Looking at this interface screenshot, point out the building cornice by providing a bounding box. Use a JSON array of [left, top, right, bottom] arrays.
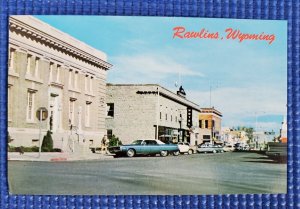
[[200, 108, 223, 117], [9, 16, 112, 70], [108, 83, 201, 111]]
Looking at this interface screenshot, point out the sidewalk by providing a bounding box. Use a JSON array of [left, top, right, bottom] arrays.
[[8, 151, 114, 162]]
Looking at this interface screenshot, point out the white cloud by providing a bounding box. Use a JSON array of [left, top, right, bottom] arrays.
[[108, 54, 204, 83], [188, 85, 286, 131]]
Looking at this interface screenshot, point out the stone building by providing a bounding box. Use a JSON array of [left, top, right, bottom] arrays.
[[106, 84, 201, 145], [8, 16, 112, 152], [199, 107, 222, 144]]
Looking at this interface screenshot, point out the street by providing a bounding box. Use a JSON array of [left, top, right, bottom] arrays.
[[8, 152, 286, 195]]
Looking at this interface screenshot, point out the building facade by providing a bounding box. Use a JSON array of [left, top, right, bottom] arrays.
[[106, 84, 201, 145], [199, 107, 222, 144], [8, 16, 112, 152], [221, 127, 249, 145]]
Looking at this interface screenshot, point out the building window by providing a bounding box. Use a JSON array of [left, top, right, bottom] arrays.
[[8, 85, 12, 121], [74, 71, 79, 89], [171, 115, 172, 122], [8, 48, 15, 70], [49, 62, 53, 82], [160, 112, 162, 119], [107, 103, 114, 117], [199, 120, 202, 128], [85, 102, 91, 127], [212, 120, 215, 128], [26, 90, 35, 122], [85, 75, 94, 94], [85, 75, 88, 92], [26, 55, 32, 75], [69, 70, 73, 88], [176, 116, 177, 122], [34, 57, 39, 78], [56, 65, 61, 83], [107, 129, 113, 139], [205, 120, 208, 128], [69, 99, 75, 125], [89, 77, 93, 93], [165, 114, 167, 121]]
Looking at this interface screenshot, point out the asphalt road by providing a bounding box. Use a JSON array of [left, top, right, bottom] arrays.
[[8, 152, 287, 195]]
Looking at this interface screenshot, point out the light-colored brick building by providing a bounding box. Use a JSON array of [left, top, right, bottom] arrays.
[[8, 16, 112, 152], [106, 84, 201, 145], [199, 107, 222, 144]]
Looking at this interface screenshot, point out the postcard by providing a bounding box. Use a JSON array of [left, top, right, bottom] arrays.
[[7, 15, 287, 195]]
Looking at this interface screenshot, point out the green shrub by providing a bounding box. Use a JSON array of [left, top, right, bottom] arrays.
[[109, 135, 123, 147], [23, 146, 39, 152], [8, 146, 39, 152], [51, 148, 62, 152], [41, 131, 53, 152]]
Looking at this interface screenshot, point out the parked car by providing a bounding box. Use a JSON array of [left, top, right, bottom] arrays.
[[234, 143, 249, 151], [177, 142, 194, 155], [108, 139, 180, 157], [197, 143, 223, 153], [223, 145, 235, 152]]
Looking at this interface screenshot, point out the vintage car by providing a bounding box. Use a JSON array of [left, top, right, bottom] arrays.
[[108, 139, 180, 157], [223, 145, 235, 152], [177, 142, 194, 155], [197, 143, 223, 153]]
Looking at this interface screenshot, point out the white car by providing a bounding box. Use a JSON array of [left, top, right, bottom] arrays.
[[197, 144, 223, 153], [177, 142, 194, 155], [223, 145, 235, 152]]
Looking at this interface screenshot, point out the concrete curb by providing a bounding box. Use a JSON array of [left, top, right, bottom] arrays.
[[7, 152, 114, 162], [50, 157, 68, 162]]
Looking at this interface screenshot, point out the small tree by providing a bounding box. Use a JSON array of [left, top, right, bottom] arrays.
[[41, 131, 53, 152], [109, 135, 122, 147]]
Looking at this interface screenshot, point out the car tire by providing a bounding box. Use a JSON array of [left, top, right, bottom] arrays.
[[160, 150, 168, 157], [126, 149, 135, 157], [188, 149, 193, 155], [173, 151, 180, 156]]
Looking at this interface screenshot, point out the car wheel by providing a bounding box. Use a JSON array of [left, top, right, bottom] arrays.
[[173, 151, 180, 156], [126, 149, 135, 157], [160, 150, 168, 157], [188, 149, 193, 155], [212, 150, 217, 154]]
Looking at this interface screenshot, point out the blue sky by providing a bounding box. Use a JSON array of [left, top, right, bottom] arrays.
[[36, 16, 287, 133]]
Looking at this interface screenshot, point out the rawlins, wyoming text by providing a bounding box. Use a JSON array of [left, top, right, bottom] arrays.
[[173, 26, 276, 44]]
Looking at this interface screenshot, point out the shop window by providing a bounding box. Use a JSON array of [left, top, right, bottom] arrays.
[[203, 135, 210, 139]]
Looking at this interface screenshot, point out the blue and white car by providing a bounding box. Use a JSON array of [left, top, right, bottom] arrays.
[[108, 139, 180, 157]]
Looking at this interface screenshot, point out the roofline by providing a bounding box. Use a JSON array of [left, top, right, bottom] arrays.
[[107, 83, 201, 111], [10, 16, 112, 70]]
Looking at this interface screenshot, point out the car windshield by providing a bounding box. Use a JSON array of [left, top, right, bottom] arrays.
[[131, 140, 143, 145]]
